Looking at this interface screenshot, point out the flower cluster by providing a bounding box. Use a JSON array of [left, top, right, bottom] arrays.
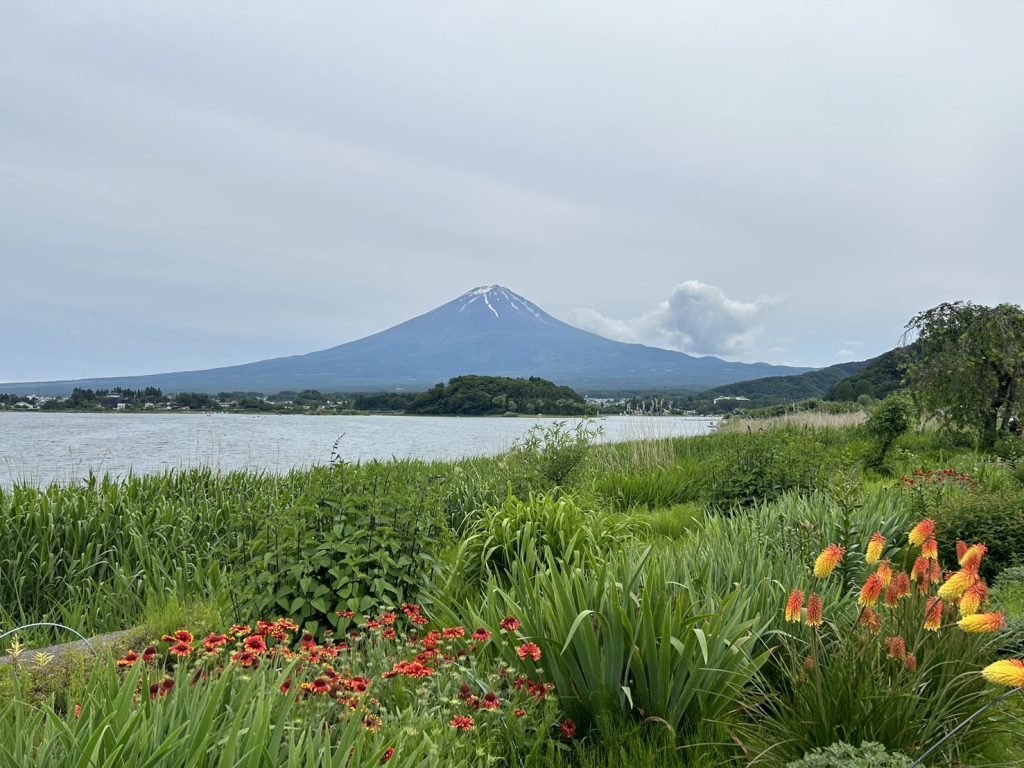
[[784, 520, 1022, 688], [900, 468, 973, 488], [113, 606, 563, 754]]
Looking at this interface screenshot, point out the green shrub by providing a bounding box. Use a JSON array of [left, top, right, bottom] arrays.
[[863, 394, 916, 471], [443, 491, 641, 596], [934, 488, 1024, 580], [451, 547, 768, 747], [499, 420, 601, 495], [642, 503, 705, 539], [991, 566, 1024, 657], [592, 467, 695, 511], [241, 463, 447, 636], [704, 430, 837, 509], [786, 741, 911, 768]]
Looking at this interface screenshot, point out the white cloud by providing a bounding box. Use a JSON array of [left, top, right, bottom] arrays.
[[568, 280, 774, 359], [834, 349, 857, 359]]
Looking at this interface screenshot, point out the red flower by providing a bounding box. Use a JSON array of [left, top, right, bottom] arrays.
[[805, 593, 823, 627], [203, 633, 230, 652], [116, 650, 139, 667], [380, 612, 397, 625], [561, 719, 577, 739], [450, 716, 475, 731], [472, 628, 492, 642], [514, 708, 527, 717], [443, 626, 466, 639], [481, 691, 501, 710], [381, 748, 395, 763], [517, 642, 542, 662], [243, 635, 268, 655], [161, 630, 194, 645], [500, 616, 521, 632], [169, 641, 193, 658], [231, 649, 260, 668], [74, 704, 82, 719], [229, 624, 251, 637], [142, 646, 158, 663], [336, 610, 355, 619]]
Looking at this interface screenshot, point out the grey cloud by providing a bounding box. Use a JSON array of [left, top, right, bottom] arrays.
[[569, 281, 773, 359]]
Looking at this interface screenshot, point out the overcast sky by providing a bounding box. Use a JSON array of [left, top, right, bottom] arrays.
[[3, 1, 1023, 383]]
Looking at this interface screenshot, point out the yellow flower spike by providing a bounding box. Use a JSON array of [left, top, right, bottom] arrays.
[[958, 612, 1006, 634], [982, 659, 1024, 688], [937, 570, 977, 602], [813, 544, 846, 579], [866, 532, 885, 565]]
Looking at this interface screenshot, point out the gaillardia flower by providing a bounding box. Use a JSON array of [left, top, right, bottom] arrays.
[[785, 590, 805, 622], [866, 532, 886, 564], [814, 544, 846, 579], [909, 519, 936, 547], [958, 612, 1006, 634], [982, 659, 1024, 688]]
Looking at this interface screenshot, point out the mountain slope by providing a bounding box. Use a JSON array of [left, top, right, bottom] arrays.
[[4, 286, 814, 396]]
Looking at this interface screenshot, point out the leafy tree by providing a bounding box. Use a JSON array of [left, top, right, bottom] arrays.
[[904, 301, 1024, 449], [864, 393, 915, 470]]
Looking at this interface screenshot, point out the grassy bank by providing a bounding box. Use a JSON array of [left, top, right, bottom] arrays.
[[3, 420, 1024, 766]]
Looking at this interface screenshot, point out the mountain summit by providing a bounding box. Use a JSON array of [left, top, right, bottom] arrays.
[[5, 286, 812, 395]]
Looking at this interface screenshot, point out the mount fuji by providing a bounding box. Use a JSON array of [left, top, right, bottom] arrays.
[[6, 286, 812, 395]]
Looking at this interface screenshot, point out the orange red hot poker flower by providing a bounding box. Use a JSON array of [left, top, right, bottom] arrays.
[[908, 519, 936, 547], [858, 574, 884, 608], [805, 593, 823, 628], [813, 544, 846, 579], [785, 590, 804, 623]]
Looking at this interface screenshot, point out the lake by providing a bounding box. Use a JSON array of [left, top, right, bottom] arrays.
[[0, 412, 719, 488]]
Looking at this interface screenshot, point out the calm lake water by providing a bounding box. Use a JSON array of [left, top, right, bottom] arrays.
[[0, 412, 719, 489]]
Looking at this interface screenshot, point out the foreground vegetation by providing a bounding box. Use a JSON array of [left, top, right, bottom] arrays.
[[4, 410, 1024, 766]]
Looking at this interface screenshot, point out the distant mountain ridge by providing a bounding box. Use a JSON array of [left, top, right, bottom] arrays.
[[3, 285, 814, 396]]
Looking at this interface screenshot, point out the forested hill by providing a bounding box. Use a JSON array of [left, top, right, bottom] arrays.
[[692, 346, 910, 410], [825, 346, 910, 402], [694, 359, 872, 409], [404, 375, 592, 416]]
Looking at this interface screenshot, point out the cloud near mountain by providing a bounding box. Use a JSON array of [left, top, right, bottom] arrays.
[[568, 281, 775, 359]]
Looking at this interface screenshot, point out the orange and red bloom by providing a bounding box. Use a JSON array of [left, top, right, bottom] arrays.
[[785, 590, 804, 623], [805, 593, 823, 628], [924, 597, 945, 632], [517, 643, 542, 662], [500, 616, 521, 633], [450, 716, 475, 731], [858, 575, 884, 607], [908, 519, 936, 547]]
